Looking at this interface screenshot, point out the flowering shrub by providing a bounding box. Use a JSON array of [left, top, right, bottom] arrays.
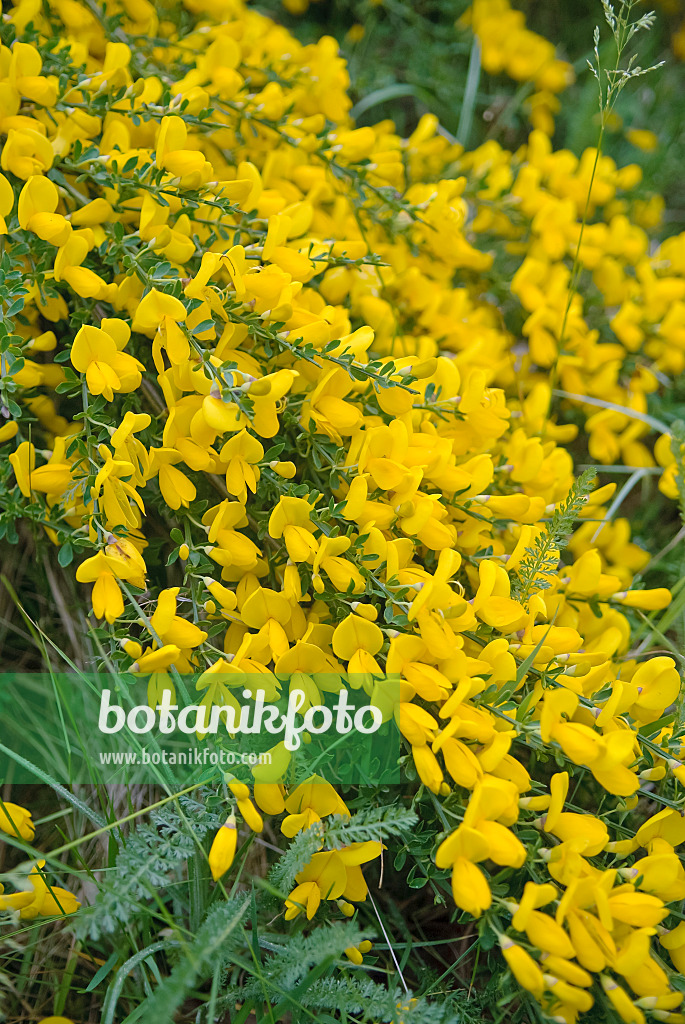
[[2, 0, 685, 1020]]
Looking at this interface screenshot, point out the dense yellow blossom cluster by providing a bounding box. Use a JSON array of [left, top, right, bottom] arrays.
[[462, 0, 575, 134], [284, 0, 575, 134], [2, 0, 685, 1019]]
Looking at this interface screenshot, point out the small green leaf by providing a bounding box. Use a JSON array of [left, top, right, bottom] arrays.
[[57, 542, 74, 567]]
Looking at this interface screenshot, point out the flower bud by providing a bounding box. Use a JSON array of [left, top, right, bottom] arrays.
[[208, 814, 238, 881], [269, 461, 296, 478], [237, 797, 263, 832], [121, 639, 142, 659]]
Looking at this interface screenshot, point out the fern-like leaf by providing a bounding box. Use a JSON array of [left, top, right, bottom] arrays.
[[513, 469, 596, 606]]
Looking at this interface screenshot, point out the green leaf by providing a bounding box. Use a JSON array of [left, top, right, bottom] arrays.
[[5, 296, 26, 317], [84, 951, 120, 993], [57, 542, 73, 567], [127, 901, 249, 1021], [192, 318, 215, 335]]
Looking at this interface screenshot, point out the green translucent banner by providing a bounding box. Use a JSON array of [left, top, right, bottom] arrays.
[[0, 673, 401, 787]]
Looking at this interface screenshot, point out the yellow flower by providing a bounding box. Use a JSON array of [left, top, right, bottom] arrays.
[[91, 446, 145, 530], [110, 410, 151, 485], [435, 825, 492, 917], [9, 440, 35, 496], [252, 741, 292, 784], [544, 974, 594, 1012], [150, 587, 208, 649], [613, 587, 672, 611], [398, 704, 439, 746], [0, 173, 14, 233], [237, 797, 263, 833], [4, 0, 685, 1002], [269, 460, 296, 479], [607, 890, 667, 927], [1, 127, 53, 178], [0, 420, 19, 443], [268, 496, 318, 562], [71, 323, 144, 401], [149, 449, 197, 510], [301, 368, 363, 444], [412, 744, 444, 793], [54, 230, 109, 297], [75, 549, 140, 624], [628, 657, 681, 721], [499, 937, 545, 997], [248, 369, 298, 438], [132, 288, 187, 336], [285, 842, 382, 920], [8, 41, 58, 105], [626, 128, 659, 152], [601, 975, 646, 1023], [220, 429, 264, 501], [281, 775, 349, 837], [627, 838, 685, 901], [311, 536, 365, 595], [345, 24, 365, 44], [517, 910, 574, 959], [285, 880, 321, 920], [155, 114, 212, 187], [3, 861, 81, 919], [0, 801, 35, 840], [332, 612, 384, 675], [130, 645, 182, 674], [253, 783, 286, 815], [661, 921, 685, 974], [18, 175, 71, 245], [0, 886, 35, 913], [539, 773, 609, 854], [471, 560, 528, 632], [208, 814, 238, 880]]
